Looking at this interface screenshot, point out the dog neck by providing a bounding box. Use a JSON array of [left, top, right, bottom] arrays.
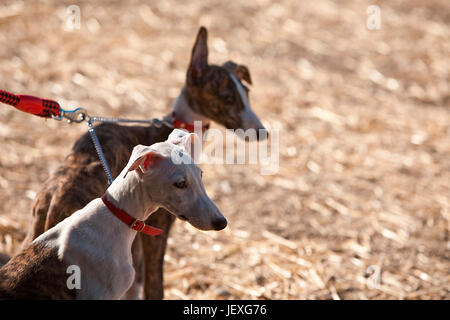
[[31, 198, 143, 299], [172, 87, 210, 128], [105, 172, 157, 223], [31, 171, 159, 299]]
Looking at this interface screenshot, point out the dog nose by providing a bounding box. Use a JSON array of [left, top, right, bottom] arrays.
[[212, 216, 227, 230]]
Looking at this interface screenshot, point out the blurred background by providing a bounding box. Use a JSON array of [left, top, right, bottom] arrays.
[[0, 0, 449, 299]]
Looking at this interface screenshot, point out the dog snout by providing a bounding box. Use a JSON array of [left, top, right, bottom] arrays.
[[211, 216, 227, 231]]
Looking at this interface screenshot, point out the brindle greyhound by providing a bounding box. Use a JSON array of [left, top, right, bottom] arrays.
[[20, 27, 266, 299], [0, 133, 226, 299]]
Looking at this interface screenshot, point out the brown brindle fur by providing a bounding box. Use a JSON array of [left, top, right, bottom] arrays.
[[185, 29, 253, 131], [21, 27, 260, 300], [0, 243, 75, 299], [0, 253, 9, 267], [186, 66, 245, 129]]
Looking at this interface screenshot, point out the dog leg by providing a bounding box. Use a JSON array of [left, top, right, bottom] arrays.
[[141, 209, 176, 300], [121, 235, 145, 299]]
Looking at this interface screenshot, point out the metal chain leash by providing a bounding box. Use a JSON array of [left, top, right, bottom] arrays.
[[0, 89, 174, 186], [56, 108, 173, 185], [87, 119, 114, 185]]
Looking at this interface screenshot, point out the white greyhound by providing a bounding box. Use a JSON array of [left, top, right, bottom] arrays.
[[0, 130, 226, 299]]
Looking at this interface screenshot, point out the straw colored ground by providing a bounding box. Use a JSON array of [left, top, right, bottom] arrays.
[[0, 0, 449, 299]]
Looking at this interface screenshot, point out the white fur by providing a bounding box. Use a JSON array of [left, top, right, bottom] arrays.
[[32, 138, 224, 299], [33, 176, 150, 299], [229, 73, 265, 131]]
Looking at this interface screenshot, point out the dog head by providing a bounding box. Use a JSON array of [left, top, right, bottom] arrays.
[[184, 27, 267, 140], [124, 133, 226, 231]]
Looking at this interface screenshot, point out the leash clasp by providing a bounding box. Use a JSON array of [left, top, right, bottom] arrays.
[[52, 107, 88, 123]]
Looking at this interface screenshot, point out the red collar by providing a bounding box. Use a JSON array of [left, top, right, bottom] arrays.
[[171, 112, 210, 133], [101, 194, 162, 236]]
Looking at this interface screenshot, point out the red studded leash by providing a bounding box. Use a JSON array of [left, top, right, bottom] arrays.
[[0, 89, 62, 118]]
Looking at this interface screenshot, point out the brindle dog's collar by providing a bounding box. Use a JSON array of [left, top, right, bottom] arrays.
[[170, 111, 210, 133]]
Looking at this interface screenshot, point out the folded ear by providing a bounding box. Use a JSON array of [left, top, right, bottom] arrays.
[[235, 64, 252, 85], [187, 26, 208, 85], [167, 129, 190, 145], [125, 150, 163, 178], [223, 61, 252, 85], [168, 129, 200, 159]]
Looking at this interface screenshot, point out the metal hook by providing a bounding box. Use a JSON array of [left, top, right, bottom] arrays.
[[62, 108, 88, 123], [52, 107, 88, 123]]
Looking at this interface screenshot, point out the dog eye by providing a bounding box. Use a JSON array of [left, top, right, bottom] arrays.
[[174, 180, 188, 189]]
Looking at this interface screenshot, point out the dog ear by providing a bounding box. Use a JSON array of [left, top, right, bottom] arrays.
[[168, 129, 200, 160], [223, 61, 252, 85], [187, 26, 208, 85], [125, 150, 163, 178], [235, 64, 252, 85], [167, 129, 188, 145]]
